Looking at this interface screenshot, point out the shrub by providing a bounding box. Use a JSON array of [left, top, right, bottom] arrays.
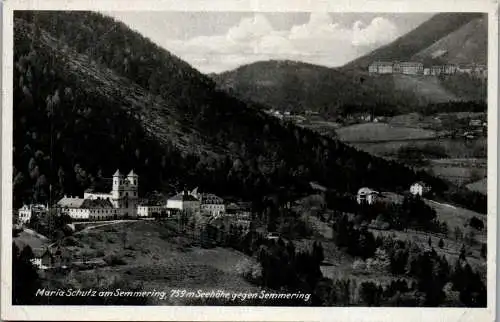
[[104, 254, 127, 266], [359, 281, 383, 306], [469, 217, 484, 231], [352, 259, 366, 272]]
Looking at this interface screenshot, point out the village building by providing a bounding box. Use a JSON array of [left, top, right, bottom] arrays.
[[469, 119, 483, 127], [57, 169, 139, 220], [456, 64, 475, 75], [199, 193, 225, 217], [18, 204, 48, 224], [137, 205, 167, 218], [368, 61, 393, 74], [442, 64, 458, 75], [423, 68, 431, 75], [430, 66, 443, 75], [409, 182, 431, 197], [85, 169, 139, 216], [30, 247, 55, 270], [399, 62, 424, 75], [166, 191, 201, 212], [356, 187, 379, 205], [472, 64, 487, 78], [225, 202, 252, 217], [57, 197, 117, 220]]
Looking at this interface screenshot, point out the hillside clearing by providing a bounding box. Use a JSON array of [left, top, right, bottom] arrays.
[[392, 74, 458, 104], [336, 123, 437, 142], [467, 178, 487, 195], [41, 220, 260, 304]]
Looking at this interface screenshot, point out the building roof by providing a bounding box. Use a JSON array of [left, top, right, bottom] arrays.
[[234, 202, 252, 211], [399, 62, 423, 66], [80, 198, 114, 209], [226, 203, 240, 211], [113, 169, 121, 176], [200, 193, 224, 204], [57, 197, 85, 208], [127, 169, 137, 177], [357, 187, 377, 195], [309, 181, 327, 192], [412, 181, 431, 189], [168, 193, 200, 202]]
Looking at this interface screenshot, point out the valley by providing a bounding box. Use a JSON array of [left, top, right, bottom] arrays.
[[11, 10, 488, 309]]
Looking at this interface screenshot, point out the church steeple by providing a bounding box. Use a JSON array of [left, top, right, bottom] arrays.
[[127, 169, 138, 185]]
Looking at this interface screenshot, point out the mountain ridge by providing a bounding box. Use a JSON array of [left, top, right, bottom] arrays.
[[212, 13, 487, 116], [343, 12, 486, 70], [12, 11, 485, 214]]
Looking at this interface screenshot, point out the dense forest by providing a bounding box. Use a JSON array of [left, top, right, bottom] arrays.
[[13, 11, 485, 215]]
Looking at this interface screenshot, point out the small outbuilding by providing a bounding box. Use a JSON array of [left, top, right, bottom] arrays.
[[356, 187, 379, 205]]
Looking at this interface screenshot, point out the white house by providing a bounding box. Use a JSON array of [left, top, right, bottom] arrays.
[[410, 182, 431, 197], [356, 187, 379, 205], [18, 204, 47, 224], [166, 191, 201, 212], [399, 62, 424, 75], [190, 190, 225, 217], [57, 197, 87, 219], [137, 205, 167, 218], [57, 196, 117, 220], [368, 61, 393, 74]]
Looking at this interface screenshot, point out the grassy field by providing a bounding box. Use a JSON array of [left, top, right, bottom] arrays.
[[13, 229, 50, 250], [336, 123, 437, 142], [392, 74, 458, 104], [467, 178, 488, 195], [428, 163, 486, 186], [41, 220, 260, 305], [351, 137, 486, 159], [388, 112, 486, 130]]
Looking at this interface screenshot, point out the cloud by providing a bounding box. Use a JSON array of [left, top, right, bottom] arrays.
[[227, 14, 275, 42], [352, 17, 399, 46], [163, 13, 401, 73]]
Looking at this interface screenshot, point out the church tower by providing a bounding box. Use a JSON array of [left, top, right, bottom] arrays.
[[111, 169, 123, 209], [123, 170, 139, 217]]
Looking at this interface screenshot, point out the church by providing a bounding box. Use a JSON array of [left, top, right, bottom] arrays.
[[57, 169, 139, 220]]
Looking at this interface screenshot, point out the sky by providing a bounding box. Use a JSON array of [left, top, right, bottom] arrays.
[[106, 12, 434, 74]]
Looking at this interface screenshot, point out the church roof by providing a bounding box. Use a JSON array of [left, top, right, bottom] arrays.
[[80, 198, 114, 209], [113, 169, 121, 176], [57, 197, 85, 208], [127, 169, 137, 177], [168, 193, 199, 202]]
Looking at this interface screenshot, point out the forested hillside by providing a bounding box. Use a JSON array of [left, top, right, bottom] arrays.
[[213, 60, 425, 115], [13, 11, 485, 213], [213, 60, 486, 118]]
